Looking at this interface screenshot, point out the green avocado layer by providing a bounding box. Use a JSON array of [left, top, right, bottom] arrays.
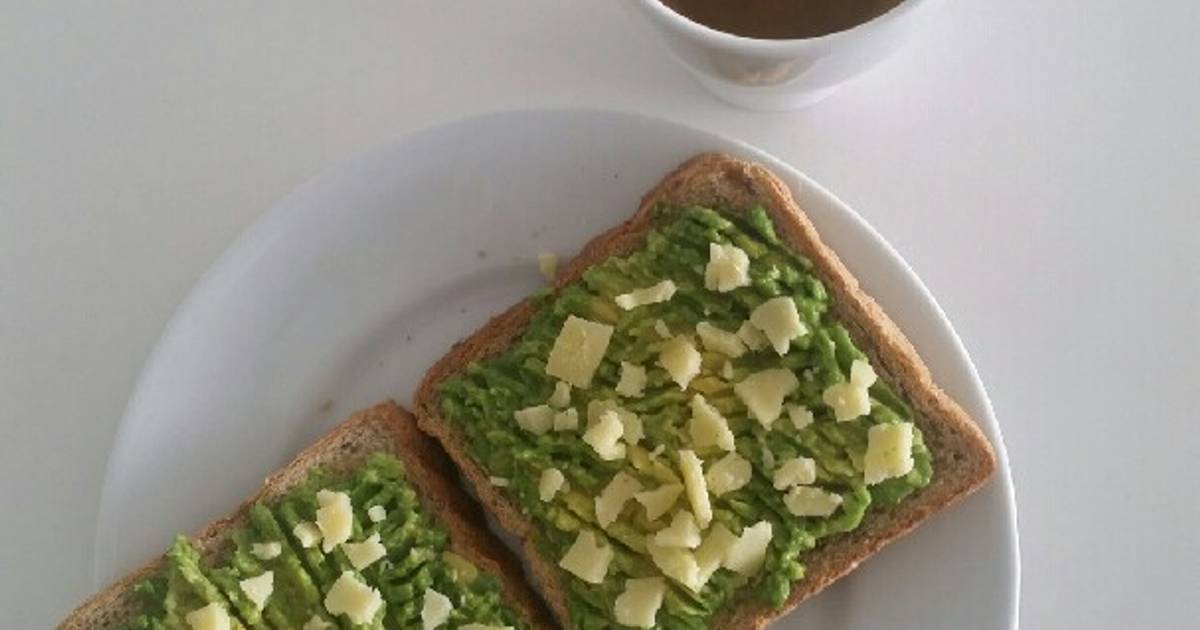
[[124, 453, 529, 630], [439, 205, 933, 629]]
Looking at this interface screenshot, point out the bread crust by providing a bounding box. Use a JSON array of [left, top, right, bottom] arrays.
[[59, 401, 554, 630], [414, 153, 997, 628]]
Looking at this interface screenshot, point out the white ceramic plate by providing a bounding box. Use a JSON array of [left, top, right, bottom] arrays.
[[94, 109, 1018, 629]]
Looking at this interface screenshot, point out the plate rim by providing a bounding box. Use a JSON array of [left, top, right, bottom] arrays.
[[91, 107, 1019, 627]]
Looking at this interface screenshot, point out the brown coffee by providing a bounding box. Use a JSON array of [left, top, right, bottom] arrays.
[[661, 0, 905, 40]]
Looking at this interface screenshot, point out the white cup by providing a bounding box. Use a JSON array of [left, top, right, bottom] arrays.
[[628, 0, 933, 110]]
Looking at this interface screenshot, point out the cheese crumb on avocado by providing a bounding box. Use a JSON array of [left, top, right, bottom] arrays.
[[595, 472, 643, 528], [688, 394, 735, 452], [325, 571, 384, 624], [734, 368, 800, 428], [659, 335, 701, 390], [582, 410, 627, 461], [559, 530, 613, 584], [552, 408, 579, 432], [787, 403, 814, 430], [634, 483, 683, 521], [695, 321, 747, 358], [239, 571, 273, 610], [653, 510, 702, 549], [548, 380, 571, 409], [545, 315, 613, 388], [250, 541, 281, 560], [823, 358, 879, 422], [705, 452, 752, 497], [615, 362, 647, 398], [646, 539, 703, 592], [614, 577, 667, 628], [723, 521, 773, 577], [750, 296, 808, 355], [421, 588, 453, 630], [366, 504, 387, 523], [292, 521, 322, 549], [315, 490, 353, 553], [342, 533, 387, 570], [736, 320, 769, 351], [186, 602, 231, 630], [783, 486, 844, 517], [864, 421, 915, 485], [539, 468, 566, 502], [694, 523, 737, 586], [704, 242, 751, 292], [773, 456, 817, 490], [615, 280, 677, 310], [677, 450, 712, 528], [514, 404, 555, 435]]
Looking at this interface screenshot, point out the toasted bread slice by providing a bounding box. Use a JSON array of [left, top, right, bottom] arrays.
[[60, 401, 554, 629], [414, 153, 998, 628]]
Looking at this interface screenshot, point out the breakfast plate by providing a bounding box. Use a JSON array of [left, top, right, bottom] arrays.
[[93, 109, 1019, 629]]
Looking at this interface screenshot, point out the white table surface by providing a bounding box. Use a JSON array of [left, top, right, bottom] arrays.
[[3, 1, 1197, 627]]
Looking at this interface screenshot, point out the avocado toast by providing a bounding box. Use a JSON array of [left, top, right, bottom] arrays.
[[60, 401, 552, 630], [415, 153, 997, 628]]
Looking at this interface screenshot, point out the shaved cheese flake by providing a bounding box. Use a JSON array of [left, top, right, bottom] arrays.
[[548, 381, 571, 409], [514, 404, 555, 435], [773, 456, 817, 490], [704, 243, 751, 293], [559, 531, 612, 584], [342, 533, 386, 571], [552, 408, 579, 432], [185, 603, 231, 630], [239, 571, 273, 611], [695, 322, 746, 358], [646, 539, 703, 592], [688, 394, 735, 452], [722, 521, 773, 577], [736, 321, 769, 352], [864, 422, 915, 485], [749, 297, 808, 355], [615, 280, 677, 310], [615, 362, 647, 398], [539, 468, 566, 502], [783, 486, 844, 517], [659, 336, 701, 390], [787, 404, 814, 431], [653, 510, 702, 549], [325, 571, 383, 624], [545, 315, 614, 388], [582, 410, 626, 461], [677, 450, 712, 528], [634, 483, 683, 521], [734, 369, 799, 429], [421, 588, 453, 630], [316, 490, 353, 553], [704, 452, 752, 497], [595, 472, 643, 528], [614, 577, 666, 628]]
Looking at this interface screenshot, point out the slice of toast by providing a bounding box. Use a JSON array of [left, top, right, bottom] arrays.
[[59, 401, 554, 629], [414, 153, 998, 628]]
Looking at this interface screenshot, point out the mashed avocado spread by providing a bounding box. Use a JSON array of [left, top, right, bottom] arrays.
[[439, 206, 933, 629], [125, 454, 529, 630]]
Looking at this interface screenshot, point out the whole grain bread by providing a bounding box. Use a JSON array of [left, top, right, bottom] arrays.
[[59, 401, 554, 630], [414, 153, 998, 628]]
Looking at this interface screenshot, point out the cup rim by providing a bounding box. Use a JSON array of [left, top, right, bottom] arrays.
[[637, 0, 926, 50]]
